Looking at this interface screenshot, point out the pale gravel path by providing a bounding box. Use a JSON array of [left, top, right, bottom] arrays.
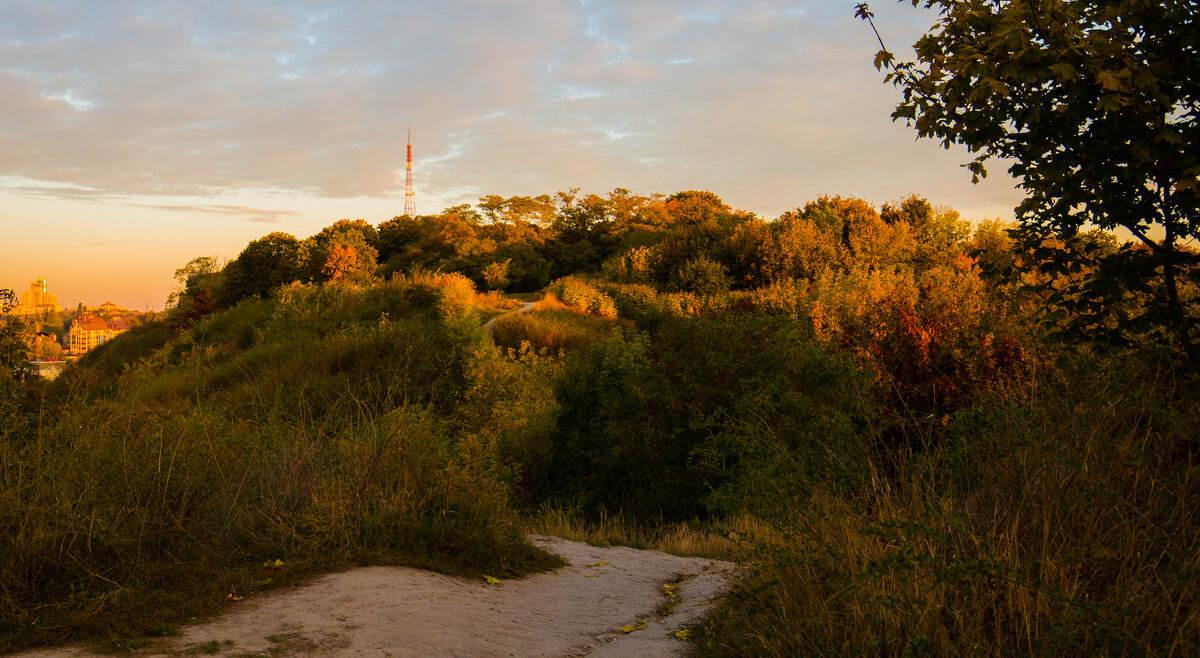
[[16, 536, 735, 657]]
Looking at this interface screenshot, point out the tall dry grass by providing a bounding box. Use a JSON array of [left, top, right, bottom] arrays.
[[694, 356, 1199, 656], [526, 507, 749, 562], [489, 300, 626, 355]]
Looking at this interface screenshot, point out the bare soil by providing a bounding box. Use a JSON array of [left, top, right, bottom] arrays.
[[16, 536, 735, 657]]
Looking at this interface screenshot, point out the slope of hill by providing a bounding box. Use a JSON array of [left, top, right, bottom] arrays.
[[1, 272, 564, 650]]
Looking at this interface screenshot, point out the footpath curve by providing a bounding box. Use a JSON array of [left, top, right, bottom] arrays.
[[483, 300, 536, 337], [18, 536, 735, 657]]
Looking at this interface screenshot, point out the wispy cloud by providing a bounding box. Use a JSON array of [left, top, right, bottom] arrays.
[[0, 1, 1022, 219], [5, 183, 116, 202], [133, 203, 300, 223], [3, 180, 299, 222]]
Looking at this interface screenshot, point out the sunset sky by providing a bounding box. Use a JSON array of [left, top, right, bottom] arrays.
[[1, 1, 1025, 310]]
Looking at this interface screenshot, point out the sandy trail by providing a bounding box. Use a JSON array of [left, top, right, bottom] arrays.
[[18, 536, 735, 657]]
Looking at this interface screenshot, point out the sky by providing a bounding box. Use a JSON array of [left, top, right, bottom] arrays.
[[0, 1, 1026, 310]]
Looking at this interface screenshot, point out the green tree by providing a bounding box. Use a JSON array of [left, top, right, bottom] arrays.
[[165, 256, 224, 318], [0, 289, 31, 426], [222, 232, 301, 304], [858, 0, 1200, 362], [300, 220, 380, 284], [652, 190, 752, 286], [668, 256, 731, 295], [0, 290, 30, 377]]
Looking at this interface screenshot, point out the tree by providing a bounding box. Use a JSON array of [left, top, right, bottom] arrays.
[[858, 1, 1200, 363], [482, 258, 512, 291], [222, 232, 301, 304], [0, 289, 31, 420], [668, 256, 731, 295], [166, 256, 223, 315], [652, 191, 754, 286], [300, 220, 380, 284], [0, 289, 30, 376]]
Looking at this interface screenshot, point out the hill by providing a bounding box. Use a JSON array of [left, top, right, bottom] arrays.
[[2, 189, 1197, 654]]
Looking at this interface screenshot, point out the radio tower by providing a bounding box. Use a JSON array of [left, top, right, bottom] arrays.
[[404, 126, 416, 217]]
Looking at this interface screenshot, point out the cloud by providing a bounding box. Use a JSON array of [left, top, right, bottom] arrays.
[[1, 178, 300, 222], [133, 202, 300, 223], [0, 1, 1021, 219], [2, 182, 117, 202]]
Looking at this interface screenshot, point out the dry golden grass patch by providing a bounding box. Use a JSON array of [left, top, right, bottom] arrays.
[[525, 507, 755, 562]]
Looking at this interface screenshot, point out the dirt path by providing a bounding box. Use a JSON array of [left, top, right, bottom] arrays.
[[18, 536, 735, 657], [483, 300, 536, 337]]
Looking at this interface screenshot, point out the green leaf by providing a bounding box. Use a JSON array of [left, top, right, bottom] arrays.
[[1096, 70, 1125, 92], [1049, 62, 1076, 81]]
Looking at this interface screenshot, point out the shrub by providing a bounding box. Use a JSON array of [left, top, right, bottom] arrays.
[[545, 277, 617, 318], [666, 255, 730, 295], [807, 263, 1031, 425], [542, 316, 876, 520], [599, 246, 655, 284]]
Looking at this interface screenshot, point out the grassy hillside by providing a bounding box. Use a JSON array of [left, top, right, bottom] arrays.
[[0, 272, 565, 651]]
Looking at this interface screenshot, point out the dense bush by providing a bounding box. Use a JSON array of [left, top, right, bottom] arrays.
[[544, 276, 617, 318], [541, 315, 877, 520]]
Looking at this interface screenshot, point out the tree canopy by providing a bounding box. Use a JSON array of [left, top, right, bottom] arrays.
[[858, 0, 1199, 363]]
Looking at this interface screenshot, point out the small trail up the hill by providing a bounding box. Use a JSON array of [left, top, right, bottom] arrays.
[[17, 536, 736, 657], [483, 300, 536, 337]]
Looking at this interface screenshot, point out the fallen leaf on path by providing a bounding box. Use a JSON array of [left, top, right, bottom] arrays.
[[620, 620, 648, 633], [484, 575, 501, 585]]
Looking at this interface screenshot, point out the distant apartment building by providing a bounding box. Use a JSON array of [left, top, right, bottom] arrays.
[[69, 315, 130, 353], [10, 278, 62, 316]]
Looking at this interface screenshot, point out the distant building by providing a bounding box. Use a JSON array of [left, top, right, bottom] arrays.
[[10, 278, 62, 316], [69, 315, 130, 353]]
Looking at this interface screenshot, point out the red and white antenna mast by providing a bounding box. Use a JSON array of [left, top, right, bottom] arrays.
[[404, 126, 416, 217]]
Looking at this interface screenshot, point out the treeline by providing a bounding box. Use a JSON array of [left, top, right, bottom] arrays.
[[177, 185, 1192, 363], [177, 190, 989, 304], [173, 194, 926, 307]]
